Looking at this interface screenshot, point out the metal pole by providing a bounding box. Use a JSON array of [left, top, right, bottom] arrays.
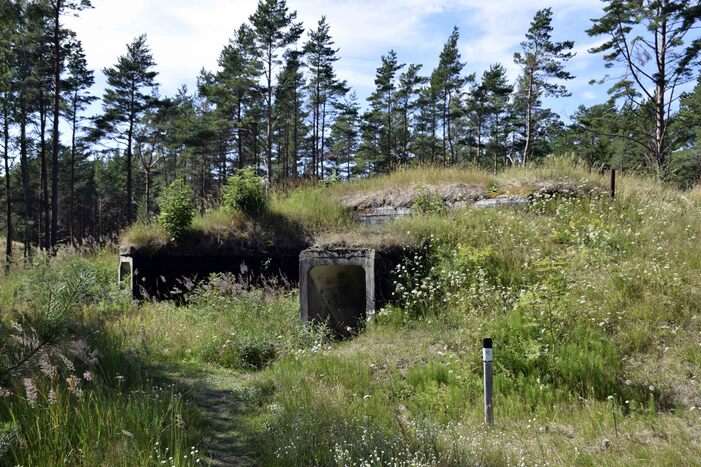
[[610, 169, 616, 200], [483, 338, 493, 425]]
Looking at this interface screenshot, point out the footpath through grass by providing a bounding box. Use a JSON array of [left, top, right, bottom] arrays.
[[0, 160, 700, 465]]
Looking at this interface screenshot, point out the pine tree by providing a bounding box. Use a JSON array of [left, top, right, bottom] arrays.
[[274, 50, 306, 180], [96, 34, 158, 225], [432, 27, 467, 164], [470, 63, 512, 171], [587, 0, 701, 171], [63, 40, 95, 244], [366, 50, 404, 172], [329, 91, 360, 179], [215, 24, 261, 172], [0, 0, 14, 266], [513, 8, 574, 166], [47, 0, 92, 248], [304, 16, 344, 180], [396, 64, 426, 165], [249, 0, 303, 185]]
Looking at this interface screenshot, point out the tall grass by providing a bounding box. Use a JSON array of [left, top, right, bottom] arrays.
[[0, 250, 202, 466], [4, 159, 699, 465]]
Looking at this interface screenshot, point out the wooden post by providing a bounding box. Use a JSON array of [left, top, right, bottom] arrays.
[[483, 338, 493, 425], [610, 169, 616, 200]]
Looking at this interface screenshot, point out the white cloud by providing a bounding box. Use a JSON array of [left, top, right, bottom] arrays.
[[65, 0, 608, 108]]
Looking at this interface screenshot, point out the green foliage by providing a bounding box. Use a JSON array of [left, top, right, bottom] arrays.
[[223, 168, 269, 217], [0, 251, 201, 465], [158, 180, 194, 240], [412, 187, 447, 214], [2, 385, 197, 466]]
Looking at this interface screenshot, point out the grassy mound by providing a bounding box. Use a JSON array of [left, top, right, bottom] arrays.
[[122, 159, 606, 254], [2, 159, 700, 464]]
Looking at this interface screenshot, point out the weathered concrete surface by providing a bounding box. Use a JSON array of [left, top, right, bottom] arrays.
[[299, 247, 403, 335], [343, 180, 602, 223], [343, 183, 487, 223], [473, 195, 529, 209]]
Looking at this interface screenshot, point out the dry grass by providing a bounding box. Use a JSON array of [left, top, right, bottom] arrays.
[[121, 158, 700, 257]]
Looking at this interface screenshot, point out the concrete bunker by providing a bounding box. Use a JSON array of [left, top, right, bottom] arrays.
[[300, 247, 404, 336], [118, 245, 303, 300]]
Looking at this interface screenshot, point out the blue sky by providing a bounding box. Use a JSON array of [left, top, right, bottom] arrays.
[[65, 0, 613, 120]]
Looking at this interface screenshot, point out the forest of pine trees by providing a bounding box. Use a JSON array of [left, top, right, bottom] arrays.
[[1, 0, 701, 260]]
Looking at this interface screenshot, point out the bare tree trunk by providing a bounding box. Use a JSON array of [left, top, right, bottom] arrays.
[[3, 100, 11, 269], [19, 98, 30, 258], [126, 113, 134, 224], [50, 0, 61, 249], [320, 100, 327, 180], [265, 46, 273, 185], [654, 9, 668, 171], [522, 68, 534, 167], [69, 91, 77, 245], [442, 97, 447, 165], [293, 87, 299, 178], [237, 99, 244, 170], [39, 94, 49, 251]]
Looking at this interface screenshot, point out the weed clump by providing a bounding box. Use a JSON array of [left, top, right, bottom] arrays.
[[223, 168, 269, 217], [158, 179, 194, 240]]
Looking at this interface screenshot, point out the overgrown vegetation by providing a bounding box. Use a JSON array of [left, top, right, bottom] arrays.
[[223, 168, 269, 218], [159, 179, 195, 240], [1, 161, 700, 464]]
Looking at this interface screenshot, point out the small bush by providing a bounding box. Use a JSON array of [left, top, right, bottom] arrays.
[[223, 168, 268, 217], [158, 180, 194, 240], [412, 187, 447, 214]]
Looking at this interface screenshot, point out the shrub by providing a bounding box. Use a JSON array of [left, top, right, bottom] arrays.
[[412, 186, 447, 214], [223, 168, 268, 217], [158, 180, 194, 240]]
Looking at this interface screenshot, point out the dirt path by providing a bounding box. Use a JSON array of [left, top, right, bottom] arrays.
[[160, 366, 259, 466]]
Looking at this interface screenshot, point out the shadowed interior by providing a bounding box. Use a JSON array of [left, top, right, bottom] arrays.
[[307, 265, 366, 335]]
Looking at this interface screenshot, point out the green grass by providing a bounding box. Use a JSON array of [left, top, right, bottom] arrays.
[[2, 159, 700, 465], [121, 157, 608, 253]]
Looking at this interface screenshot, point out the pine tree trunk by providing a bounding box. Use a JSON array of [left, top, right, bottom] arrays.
[[293, 87, 299, 178], [126, 110, 134, 225], [442, 97, 447, 165], [387, 89, 393, 172], [19, 98, 30, 258], [475, 116, 481, 166], [50, 0, 61, 249], [237, 99, 244, 170], [523, 68, 534, 167], [3, 101, 11, 269], [654, 10, 668, 172], [39, 95, 49, 251], [266, 46, 273, 185], [320, 100, 327, 180], [70, 92, 77, 246], [145, 169, 151, 215]]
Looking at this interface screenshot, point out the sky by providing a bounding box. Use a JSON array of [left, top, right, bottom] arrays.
[[64, 0, 613, 120]]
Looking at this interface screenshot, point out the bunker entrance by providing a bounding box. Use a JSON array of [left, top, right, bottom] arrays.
[[118, 257, 133, 294], [307, 265, 366, 335]]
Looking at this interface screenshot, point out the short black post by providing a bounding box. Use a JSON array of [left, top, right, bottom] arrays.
[[483, 338, 493, 425], [610, 168, 616, 200]]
